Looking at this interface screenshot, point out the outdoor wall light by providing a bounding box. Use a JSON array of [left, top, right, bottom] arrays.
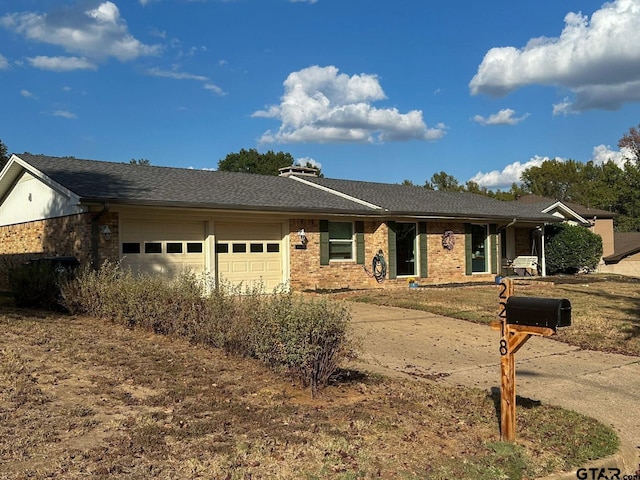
[[297, 228, 308, 245], [101, 225, 112, 241]]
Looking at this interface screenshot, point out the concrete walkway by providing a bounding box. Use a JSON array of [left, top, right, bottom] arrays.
[[346, 302, 640, 475]]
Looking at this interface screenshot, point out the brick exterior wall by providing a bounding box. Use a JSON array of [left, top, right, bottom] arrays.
[[0, 212, 120, 286], [289, 219, 495, 291], [289, 219, 390, 291], [425, 222, 468, 284], [514, 227, 531, 256]]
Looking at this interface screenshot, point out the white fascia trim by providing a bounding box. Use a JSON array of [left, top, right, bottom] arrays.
[[287, 175, 385, 211], [541, 201, 589, 225], [9, 154, 81, 204]]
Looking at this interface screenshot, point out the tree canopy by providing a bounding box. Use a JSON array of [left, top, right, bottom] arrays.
[[405, 124, 640, 231], [617, 123, 640, 164], [129, 158, 151, 166], [0, 138, 8, 171], [217, 149, 307, 176]]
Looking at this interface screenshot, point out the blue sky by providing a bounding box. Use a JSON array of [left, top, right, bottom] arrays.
[[2, 0, 640, 188]]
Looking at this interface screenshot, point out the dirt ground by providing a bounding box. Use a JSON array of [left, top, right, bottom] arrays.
[[0, 308, 622, 480]]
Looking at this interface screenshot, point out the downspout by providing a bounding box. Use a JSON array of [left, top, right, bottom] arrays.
[[91, 203, 110, 269]]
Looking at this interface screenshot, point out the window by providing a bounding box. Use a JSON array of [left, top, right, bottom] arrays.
[[187, 242, 203, 253], [167, 242, 183, 254], [232, 243, 247, 253], [216, 243, 229, 254], [250, 243, 264, 253], [267, 243, 280, 253], [328, 222, 353, 260], [145, 242, 162, 254], [122, 242, 140, 254]]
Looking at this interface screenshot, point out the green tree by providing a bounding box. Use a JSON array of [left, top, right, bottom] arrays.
[[520, 158, 584, 201], [0, 138, 9, 171], [218, 149, 297, 176], [425, 171, 463, 191], [129, 158, 151, 166], [545, 224, 602, 274]]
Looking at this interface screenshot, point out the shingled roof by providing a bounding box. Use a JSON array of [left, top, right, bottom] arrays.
[[293, 176, 557, 222], [9, 154, 559, 222], [603, 232, 640, 263], [515, 194, 617, 219], [14, 154, 378, 215]]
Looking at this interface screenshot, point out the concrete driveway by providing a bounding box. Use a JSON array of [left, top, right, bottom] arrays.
[[346, 302, 640, 472]]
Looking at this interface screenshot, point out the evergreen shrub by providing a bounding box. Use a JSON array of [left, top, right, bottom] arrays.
[[545, 224, 602, 275]]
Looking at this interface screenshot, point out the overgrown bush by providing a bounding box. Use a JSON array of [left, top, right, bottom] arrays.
[[545, 224, 603, 275], [60, 262, 354, 396]]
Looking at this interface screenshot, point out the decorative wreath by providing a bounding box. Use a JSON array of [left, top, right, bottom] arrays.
[[441, 230, 455, 250]]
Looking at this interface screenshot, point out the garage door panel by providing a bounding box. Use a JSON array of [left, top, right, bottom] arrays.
[[215, 223, 284, 291], [120, 219, 206, 278]]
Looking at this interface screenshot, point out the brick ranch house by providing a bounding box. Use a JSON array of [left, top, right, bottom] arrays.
[[0, 154, 561, 291]]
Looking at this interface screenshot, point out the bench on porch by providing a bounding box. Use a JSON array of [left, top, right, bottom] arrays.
[[510, 256, 539, 276]]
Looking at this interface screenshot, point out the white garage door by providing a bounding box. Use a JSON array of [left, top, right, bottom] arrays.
[[120, 219, 206, 277], [216, 222, 284, 292]]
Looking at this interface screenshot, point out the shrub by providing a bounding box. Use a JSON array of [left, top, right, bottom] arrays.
[[545, 224, 603, 275], [60, 263, 353, 396]]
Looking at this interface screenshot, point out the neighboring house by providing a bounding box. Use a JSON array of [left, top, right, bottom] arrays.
[[601, 232, 640, 277], [0, 154, 561, 291]]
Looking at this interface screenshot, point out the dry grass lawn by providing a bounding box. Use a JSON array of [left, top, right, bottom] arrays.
[[0, 306, 618, 480], [337, 274, 640, 357]]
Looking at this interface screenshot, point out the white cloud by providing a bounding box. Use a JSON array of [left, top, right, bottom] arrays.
[[469, 156, 550, 189], [49, 110, 77, 119], [470, 0, 640, 112], [27, 55, 97, 71], [0, 2, 160, 62], [590, 144, 635, 166], [21, 89, 35, 98], [253, 65, 446, 144], [473, 108, 530, 126], [146, 66, 208, 81], [0, 53, 8, 69], [203, 83, 226, 96], [295, 156, 322, 169], [146, 66, 226, 95]]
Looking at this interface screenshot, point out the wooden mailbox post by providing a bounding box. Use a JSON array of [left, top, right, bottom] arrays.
[[492, 277, 571, 442]]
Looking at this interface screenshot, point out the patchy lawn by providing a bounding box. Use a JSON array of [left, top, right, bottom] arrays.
[[0, 308, 618, 480], [336, 274, 640, 357]]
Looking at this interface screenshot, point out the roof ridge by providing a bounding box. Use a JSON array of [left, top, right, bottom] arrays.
[[288, 175, 384, 210]]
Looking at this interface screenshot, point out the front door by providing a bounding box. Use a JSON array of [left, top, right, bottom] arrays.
[[395, 222, 416, 276]]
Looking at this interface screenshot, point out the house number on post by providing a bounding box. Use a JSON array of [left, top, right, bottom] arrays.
[[491, 277, 571, 442]]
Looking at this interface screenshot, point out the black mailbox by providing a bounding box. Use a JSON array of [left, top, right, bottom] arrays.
[[505, 296, 571, 330]]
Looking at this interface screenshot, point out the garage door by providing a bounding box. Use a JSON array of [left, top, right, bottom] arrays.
[[216, 222, 284, 292], [120, 219, 206, 277]]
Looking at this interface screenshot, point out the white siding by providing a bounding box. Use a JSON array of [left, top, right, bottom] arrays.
[[0, 172, 84, 226]]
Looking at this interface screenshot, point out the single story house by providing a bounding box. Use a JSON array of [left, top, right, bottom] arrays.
[[0, 154, 561, 291]]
